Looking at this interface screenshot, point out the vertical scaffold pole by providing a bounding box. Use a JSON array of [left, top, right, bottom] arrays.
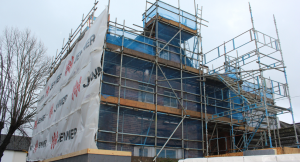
[[179, 0, 185, 158], [273, 15, 299, 148], [197, 5, 205, 156], [195, 4, 207, 157], [155, 1, 159, 161], [115, 19, 125, 150], [249, 3, 273, 148]]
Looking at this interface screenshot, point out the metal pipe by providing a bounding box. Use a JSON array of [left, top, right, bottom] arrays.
[[157, 67, 286, 81], [153, 115, 187, 161], [249, 3, 273, 147], [154, 2, 159, 160], [273, 14, 299, 148], [115, 19, 125, 150], [178, 0, 185, 158]]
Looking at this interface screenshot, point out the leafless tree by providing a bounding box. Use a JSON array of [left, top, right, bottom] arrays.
[[0, 27, 50, 159]]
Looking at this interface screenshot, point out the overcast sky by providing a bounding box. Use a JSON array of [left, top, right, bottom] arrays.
[[1, 0, 300, 124]]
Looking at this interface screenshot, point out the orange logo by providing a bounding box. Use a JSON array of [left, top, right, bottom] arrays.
[[49, 104, 54, 118], [34, 120, 37, 129], [65, 56, 74, 76], [51, 131, 58, 149], [34, 140, 38, 153], [46, 86, 50, 97], [72, 76, 82, 100]]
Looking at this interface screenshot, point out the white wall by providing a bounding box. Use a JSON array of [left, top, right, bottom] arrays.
[[2, 150, 14, 162], [179, 154, 300, 162], [2, 150, 27, 162]]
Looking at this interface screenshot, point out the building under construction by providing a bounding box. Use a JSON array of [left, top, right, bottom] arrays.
[[48, 0, 299, 160]]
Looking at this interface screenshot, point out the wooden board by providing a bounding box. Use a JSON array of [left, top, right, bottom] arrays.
[[283, 147, 300, 154], [145, 16, 197, 35], [101, 95, 238, 124], [205, 152, 243, 158], [234, 126, 264, 132], [106, 43, 206, 75]]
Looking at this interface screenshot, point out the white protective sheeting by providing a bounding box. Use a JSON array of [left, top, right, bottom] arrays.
[[28, 7, 108, 161], [179, 154, 300, 162]]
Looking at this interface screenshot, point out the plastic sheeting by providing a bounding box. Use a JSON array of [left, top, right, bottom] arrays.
[[27, 7, 108, 161], [179, 154, 300, 162]]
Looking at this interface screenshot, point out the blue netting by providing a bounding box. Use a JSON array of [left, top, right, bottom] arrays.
[[107, 26, 156, 56], [144, 1, 197, 30], [97, 104, 201, 158], [226, 66, 272, 99], [98, 51, 251, 157], [205, 81, 243, 120], [107, 23, 198, 68]]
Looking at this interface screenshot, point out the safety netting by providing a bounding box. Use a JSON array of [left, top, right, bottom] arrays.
[[106, 22, 200, 69], [97, 104, 203, 159], [98, 50, 246, 158], [144, 1, 197, 30], [226, 66, 273, 99]]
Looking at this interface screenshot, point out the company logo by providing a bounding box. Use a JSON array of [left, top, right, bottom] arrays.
[[83, 34, 95, 50], [34, 114, 46, 129], [34, 120, 37, 129], [32, 140, 47, 153], [83, 67, 101, 88], [58, 128, 77, 143], [65, 56, 74, 76], [46, 86, 50, 97], [74, 50, 82, 64], [50, 73, 62, 91], [55, 95, 68, 112], [45, 73, 62, 98], [49, 104, 54, 118], [37, 115, 46, 124], [51, 131, 58, 149], [72, 77, 82, 100], [50, 128, 77, 149], [34, 140, 38, 153]]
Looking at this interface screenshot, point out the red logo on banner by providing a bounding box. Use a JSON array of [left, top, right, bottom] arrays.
[[65, 56, 74, 76], [46, 86, 50, 97], [34, 140, 38, 153], [51, 131, 58, 149], [34, 120, 37, 129], [72, 76, 82, 100], [49, 104, 54, 118]]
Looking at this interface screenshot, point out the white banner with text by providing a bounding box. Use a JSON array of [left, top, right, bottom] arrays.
[[28, 7, 107, 161]]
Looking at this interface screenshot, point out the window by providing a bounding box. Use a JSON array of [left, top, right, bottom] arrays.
[[134, 146, 154, 157], [134, 146, 182, 159], [163, 91, 178, 108], [138, 85, 154, 103], [156, 149, 177, 159], [139, 148, 148, 157]]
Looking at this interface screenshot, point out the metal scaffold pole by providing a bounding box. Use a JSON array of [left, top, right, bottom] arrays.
[[273, 15, 299, 148], [248, 2, 273, 148], [155, 1, 159, 161]]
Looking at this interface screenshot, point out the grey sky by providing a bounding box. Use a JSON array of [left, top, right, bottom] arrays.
[[1, 0, 299, 124]]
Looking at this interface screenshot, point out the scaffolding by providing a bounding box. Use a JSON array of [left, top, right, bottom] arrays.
[[48, 0, 299, 160]]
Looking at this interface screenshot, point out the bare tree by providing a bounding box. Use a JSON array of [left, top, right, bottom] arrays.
[[0, 27, 50, 159]]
